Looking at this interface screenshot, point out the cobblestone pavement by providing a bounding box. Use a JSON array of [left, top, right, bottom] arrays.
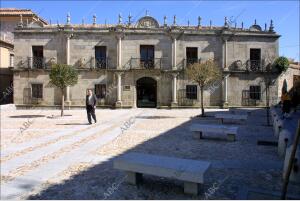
[[1, 108, 299, 199]]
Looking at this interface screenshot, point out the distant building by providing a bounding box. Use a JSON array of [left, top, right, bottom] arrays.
[[0, 8, 47, 104], [12, 12, 285, 108]]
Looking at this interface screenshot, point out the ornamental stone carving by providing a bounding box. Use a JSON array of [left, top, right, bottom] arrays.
[[136, 16, 159, 28]]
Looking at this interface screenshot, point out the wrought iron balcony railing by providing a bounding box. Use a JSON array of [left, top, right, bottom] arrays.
[[89, 57, 113, 69], [178, 58, 201, 69], [186, 58, 201, 65], [130, 58, 163, 70], [95, 57, 108, 69], [231, 59, 273, 72], [28, 57, 46, 69], [247, 60, 262, 71]]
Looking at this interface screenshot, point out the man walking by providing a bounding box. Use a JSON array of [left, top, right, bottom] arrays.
[[86, 89, 97, 124]]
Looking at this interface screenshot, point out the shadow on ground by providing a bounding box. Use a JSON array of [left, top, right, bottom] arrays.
[[25, 108, 299, 199], [56, 123, 91, 125], [9, 115, 46, 118]]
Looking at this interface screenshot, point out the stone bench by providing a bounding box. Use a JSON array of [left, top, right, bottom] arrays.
[[278, 129, 292, 158], [190, 124, 239, 141], [283, 145, 300, 184], [113, 152, 211, 195], [214, 113, 248, 124], [270, 108, 278, 123], [273, 116, 283, 138]]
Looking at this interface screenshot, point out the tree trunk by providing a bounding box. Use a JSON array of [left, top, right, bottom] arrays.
[[266, 86, 270, 126], [201, 86, 204, 117], [61, 89, 65, 117], [266, 81, 270, 126]]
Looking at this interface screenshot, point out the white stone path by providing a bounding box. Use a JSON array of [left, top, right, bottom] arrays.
[[1, 109, 149, 199]]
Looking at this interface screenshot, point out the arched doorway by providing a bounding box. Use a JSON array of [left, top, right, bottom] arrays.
[[136, 77, 157, 108]]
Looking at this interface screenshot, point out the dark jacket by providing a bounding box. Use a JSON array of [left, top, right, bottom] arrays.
[[86, 94, 97, 108]]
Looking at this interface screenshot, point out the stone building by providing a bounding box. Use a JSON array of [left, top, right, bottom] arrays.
[[12, 13, 282, 108], [0, 8, 47, 104]]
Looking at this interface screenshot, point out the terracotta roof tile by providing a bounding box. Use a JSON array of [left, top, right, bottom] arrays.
[[0, 8, 33, 15], [0, 8, 48, 24]]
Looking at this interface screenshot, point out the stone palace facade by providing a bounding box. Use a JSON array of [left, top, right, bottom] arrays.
[[12, 13, 281, 108]]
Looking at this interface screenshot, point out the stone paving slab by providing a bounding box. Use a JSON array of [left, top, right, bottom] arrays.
[[1, 108, 300, 199], [1, 109, 148, 199], [1, 110, 130, 157], [1, 124, 112, 175]]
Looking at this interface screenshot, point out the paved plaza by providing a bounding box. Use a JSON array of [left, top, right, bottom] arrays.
[[1, 107, 300, 199]]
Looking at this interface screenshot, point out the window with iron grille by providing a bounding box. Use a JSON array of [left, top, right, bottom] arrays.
[[95, 84, 106, 99], [186, 47, 198, 65], [186, 85, 197, 99], [250, 49, 261, 70], [95, 46, 107, 68], [140, 45, 154, 68], [249, 85, 261, 100], [32, 46, 44, 69], [32, 84, 43, 99]]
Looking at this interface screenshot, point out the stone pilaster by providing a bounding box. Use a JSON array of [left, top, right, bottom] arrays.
[[65, 33, 73, 108], [115, 72, 123, 108], [116, 35, 123, 69], [222, 74, 229, 108], [172, 38, 177, 70], [171, 73, 178, 107]]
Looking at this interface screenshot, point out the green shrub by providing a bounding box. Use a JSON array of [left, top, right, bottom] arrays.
[[273, 56, 289, 72]]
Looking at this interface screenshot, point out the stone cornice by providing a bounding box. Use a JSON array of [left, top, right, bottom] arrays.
[[14, 26, 280, 38]]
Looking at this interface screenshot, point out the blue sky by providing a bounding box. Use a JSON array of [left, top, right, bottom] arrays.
[[2, 0, 299, 61]]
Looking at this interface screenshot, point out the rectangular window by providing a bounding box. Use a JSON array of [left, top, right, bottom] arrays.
[[95, 46, 107, 68], [249, 85, 261, 100], [32, 46, 44, 69], [186, 85, 197, 99], [250, 48, 261, 70], [140, 45, 154, 68], [95, 84, 106, 99], [32, 84, 43, 99], [186, 47, 198, 65]]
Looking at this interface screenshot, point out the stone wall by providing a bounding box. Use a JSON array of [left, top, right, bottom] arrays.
[[277, 64, 300, 97], [227, 73, 279, 106], [227, 36, 279, 70], [12, 27, 280, 107]]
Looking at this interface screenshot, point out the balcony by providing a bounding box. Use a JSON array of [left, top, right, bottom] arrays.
[[231, 59, 274, 72], [177, 58, 201, 70], [88, 57, 113, 69], [130, 58, 164, 70], [28, 57, 46, 69], [247, 60, 262, 71], [95, 57, 108, 69]]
